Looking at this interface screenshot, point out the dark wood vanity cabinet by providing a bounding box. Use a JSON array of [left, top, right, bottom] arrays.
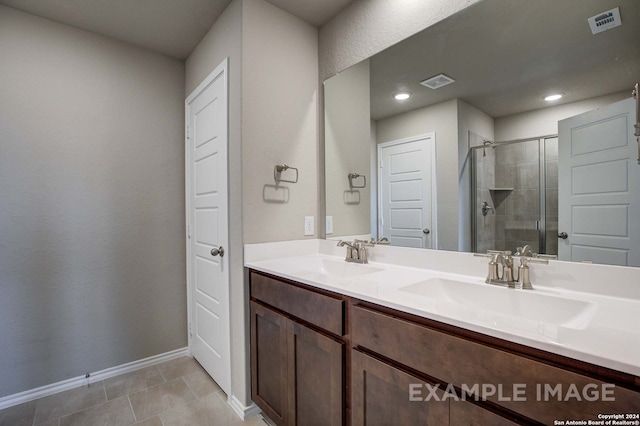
[[250, 271, 346, 426], [351, 301, 640, 425], [249, 269, 640, 425]]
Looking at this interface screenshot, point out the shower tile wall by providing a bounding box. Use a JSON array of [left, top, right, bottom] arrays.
[[475, 138, 559, 256], [494, 141, 540, 252]]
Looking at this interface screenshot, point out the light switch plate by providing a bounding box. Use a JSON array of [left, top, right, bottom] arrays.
[[326, 216, 333, 235], [304, 216, 314, 236]]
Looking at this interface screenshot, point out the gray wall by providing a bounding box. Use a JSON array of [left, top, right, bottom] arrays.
[[318, 0, 480, 81], [242, 0, 319, 244], [375, 99, 460, 251], [457, 99, 495, 251], [0, 5, 186, 398], [324, 60, 371, 238], [185, 0, 318, 406], [494, 91, 629, 141], [318, 0, 482, 250], [184, 0, 248, 406]]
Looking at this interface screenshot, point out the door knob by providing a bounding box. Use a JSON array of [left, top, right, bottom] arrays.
[[558, 232, 568, 240], [422, 228, 430, 235], [211, 246, 225, 257]]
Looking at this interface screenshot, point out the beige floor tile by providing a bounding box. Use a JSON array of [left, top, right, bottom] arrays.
[[35, 421, 58, 426], [128, 378, 196, 421], [33, 383, 107, 425], [160, 392, 238, 426], [183, 368, 222, 398], [157, 356, 203, 381], [133, 416, 163, 426], [104, 366, 165, 400], [229, 414, 268, 426], [0, 400, 37, 426], [59, 396, 135, 426]]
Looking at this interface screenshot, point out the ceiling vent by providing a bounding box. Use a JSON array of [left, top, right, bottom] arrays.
[[588, 7, 621, 35], [420, 73, 455, 89]]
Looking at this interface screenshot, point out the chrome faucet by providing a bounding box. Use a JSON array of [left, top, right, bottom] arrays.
[[337, 240, 372, 264]]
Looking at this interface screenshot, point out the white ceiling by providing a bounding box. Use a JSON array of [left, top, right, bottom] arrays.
[[266, 0, 353, 27], [369, 0, 640, 120], [0, 0, 353, 60]]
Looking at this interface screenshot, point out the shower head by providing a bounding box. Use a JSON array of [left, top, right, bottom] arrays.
[[482, 140, 494, 157]]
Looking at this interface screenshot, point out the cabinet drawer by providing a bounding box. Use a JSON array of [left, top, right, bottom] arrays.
[[351, 349, 448, 425], [450, 400, 519, 426], [352, 304, 640, 424], [250, 271, 345, 336]]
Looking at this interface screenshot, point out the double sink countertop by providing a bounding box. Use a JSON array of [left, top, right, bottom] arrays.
[[244, 239, 640, 377]]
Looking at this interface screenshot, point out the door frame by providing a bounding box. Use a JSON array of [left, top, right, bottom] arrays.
[[377, 133, 438, 248], [184, 58, 231, 392]]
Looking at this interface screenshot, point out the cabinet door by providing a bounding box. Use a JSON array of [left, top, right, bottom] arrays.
[[288, 321, 344, 426], [450, 401, 520, 426], [351, 349, 449, 425], [251, 301, 288, 425]]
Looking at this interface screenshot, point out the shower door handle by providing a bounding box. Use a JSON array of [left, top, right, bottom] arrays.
[[558, 232, 568, 240]]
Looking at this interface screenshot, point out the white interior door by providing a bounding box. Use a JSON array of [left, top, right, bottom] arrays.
[[558, 97, 639, 266], [378, 134, 437, 248], [186, 59, 230, 394]]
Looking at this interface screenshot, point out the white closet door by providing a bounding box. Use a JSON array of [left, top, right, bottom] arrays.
[[558, 97, 639, 266], [186, 59, 231, 394], [378, 134, 437, 249]]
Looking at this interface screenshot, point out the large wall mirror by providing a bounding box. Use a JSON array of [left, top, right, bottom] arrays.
[[323, 0, 640, 266]]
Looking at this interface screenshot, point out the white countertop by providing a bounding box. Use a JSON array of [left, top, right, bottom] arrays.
[[245, 239, 640, 377]]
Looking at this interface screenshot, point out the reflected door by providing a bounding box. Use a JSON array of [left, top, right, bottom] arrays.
[[558, 97, 639, 266], [378, 134, 437, 248]]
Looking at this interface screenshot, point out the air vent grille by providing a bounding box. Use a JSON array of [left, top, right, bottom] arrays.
[[420, 73, 455, 90], [588, 7, 622, 35]]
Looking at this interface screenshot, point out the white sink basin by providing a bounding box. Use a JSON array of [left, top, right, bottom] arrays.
[[400, 278, 597, 339], [293, 256, 384, 280]]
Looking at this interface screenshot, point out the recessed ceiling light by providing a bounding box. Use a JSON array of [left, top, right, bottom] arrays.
[[394, 92, 411, 101], [544, 93, 564, 102]]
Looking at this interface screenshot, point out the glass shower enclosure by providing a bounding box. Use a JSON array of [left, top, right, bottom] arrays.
[[471, 135, 559, 256]]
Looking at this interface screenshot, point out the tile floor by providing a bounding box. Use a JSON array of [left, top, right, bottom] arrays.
[[0, 357, 267, 426]]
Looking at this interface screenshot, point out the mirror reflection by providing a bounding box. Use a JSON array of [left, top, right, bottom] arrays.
[[323, 0, 640, 266]]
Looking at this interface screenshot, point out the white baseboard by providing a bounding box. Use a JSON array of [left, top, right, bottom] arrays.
[[0, 347, 189, 411], [228, 394, 262, 420]]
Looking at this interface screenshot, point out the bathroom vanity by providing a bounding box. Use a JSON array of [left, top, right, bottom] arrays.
[[246, 240, 640, 425]]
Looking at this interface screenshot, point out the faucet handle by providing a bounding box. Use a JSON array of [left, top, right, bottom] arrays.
[[473, 253, 492, 259], [474, 252, 501, 283], [534, 253, 557, 260], [518, 256, 548, 290], [488, 249, 512, 256], [520, 256, 549, 266], [354, 239, 374, 247]]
